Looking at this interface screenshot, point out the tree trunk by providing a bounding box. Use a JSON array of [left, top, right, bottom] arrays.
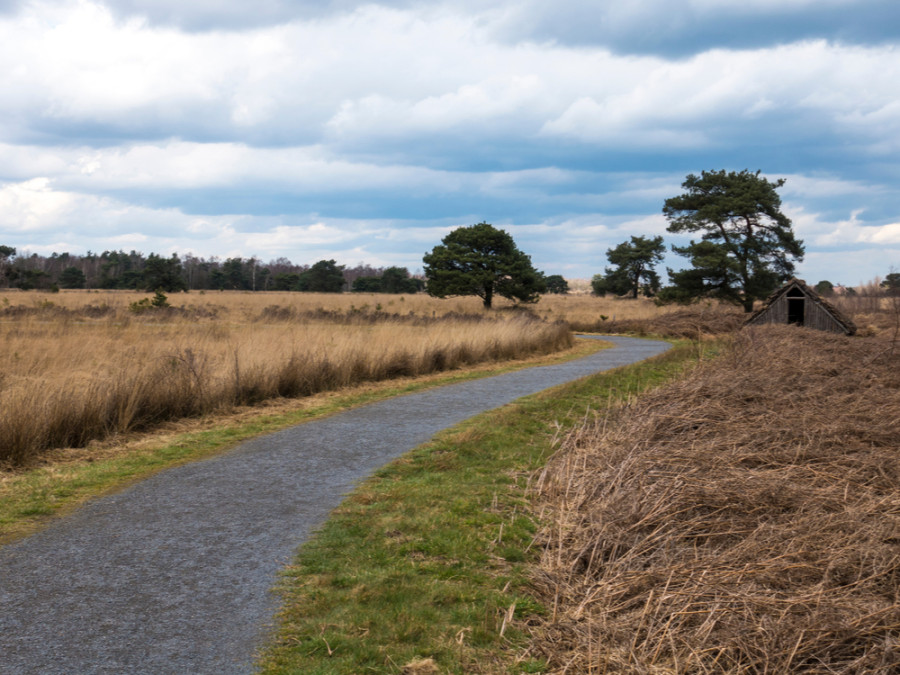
[[483, 284, 493, 308]]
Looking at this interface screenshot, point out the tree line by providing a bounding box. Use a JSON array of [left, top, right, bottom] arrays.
[[0, 231, 571, 303], [0, 247, 426, 294]]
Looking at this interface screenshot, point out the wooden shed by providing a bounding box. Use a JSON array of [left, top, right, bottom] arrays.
[[745, 278, 857, 335]]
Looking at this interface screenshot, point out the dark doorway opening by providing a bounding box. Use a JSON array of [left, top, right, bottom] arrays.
[[787, 289, 805, 325]]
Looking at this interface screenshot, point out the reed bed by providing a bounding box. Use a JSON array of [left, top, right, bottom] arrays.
[[0, 305, 571, 467], [528, 326, 900, 673]]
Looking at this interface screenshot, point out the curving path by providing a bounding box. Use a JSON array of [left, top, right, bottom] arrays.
[[0, 336, 669, 675]]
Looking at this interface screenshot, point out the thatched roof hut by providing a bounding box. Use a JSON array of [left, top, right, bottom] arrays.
[[745, 278, 856, 335]]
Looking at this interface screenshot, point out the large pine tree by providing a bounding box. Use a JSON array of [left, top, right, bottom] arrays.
[[423, 223, 545, 308], [661, 170, 804, 312]]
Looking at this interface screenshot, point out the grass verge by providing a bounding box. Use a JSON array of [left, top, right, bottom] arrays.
[[256, 340, 700, 674], [0, 337, 607, 546]]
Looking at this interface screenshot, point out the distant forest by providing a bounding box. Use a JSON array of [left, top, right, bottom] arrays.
[[0, 247, 423, 294]]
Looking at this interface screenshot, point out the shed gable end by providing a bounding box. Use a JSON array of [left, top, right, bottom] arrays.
[[745, 279, 856, 335]]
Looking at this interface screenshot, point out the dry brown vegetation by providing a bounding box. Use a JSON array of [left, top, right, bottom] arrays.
[[567, 304, 748, 339], [528, 325, 900, 673], [4, 285, 893, 469], [0, 287, 680, 323], [0, 290, 576, 467], [833, 288, 900, 339]]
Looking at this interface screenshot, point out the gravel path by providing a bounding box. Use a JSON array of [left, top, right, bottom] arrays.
[[0, 336, 669, 675]]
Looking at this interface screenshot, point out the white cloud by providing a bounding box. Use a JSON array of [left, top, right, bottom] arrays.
[[0, 2, 896, 157], [0, 177, 221, 238], [0, 141, 470, 194], [540, 41, 900, 152], [779, 173, 884, 199], [248, 223, 361, 250], [786, 189, 900, 246], [0, 178, 91, 232], [800, 249, 899, 286], [857, 223, 900, 245], [0, 176, 458, 264]]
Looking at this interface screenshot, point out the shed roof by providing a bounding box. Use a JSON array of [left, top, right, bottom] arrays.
[[744, 278, 857, 335]]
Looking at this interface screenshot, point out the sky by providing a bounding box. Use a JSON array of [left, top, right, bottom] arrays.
[[0, 0, 898, 285]]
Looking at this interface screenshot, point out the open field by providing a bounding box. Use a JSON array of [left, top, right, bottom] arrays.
[[1, 290, 581, 467], [529, 325, 900, 673], [0, 287, 699, 470], [3, 286, 896, 467], [0, 287, 679, 323]]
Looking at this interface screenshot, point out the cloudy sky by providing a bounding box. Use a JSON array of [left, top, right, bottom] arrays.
[[1, 0, 898, 285]]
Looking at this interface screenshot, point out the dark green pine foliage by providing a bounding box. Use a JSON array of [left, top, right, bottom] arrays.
[[423, 222, 545, 308], [351, 267, 419, 294], [379, 266, 420, 293], [661, 170, 804, 312], [595, 235, 665, 298], [300, 259, 346, 293], [544, 274, 569, 294], [142, 253, 187, 292], [882, 272, 900, 295], [58, 266, 87, 289]]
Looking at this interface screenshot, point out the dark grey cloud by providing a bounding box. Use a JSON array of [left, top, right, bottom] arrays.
[[9, 0, 899, 59], [103, 0, 417, 31], [92, 0, 900, 56], [497, 0, 900, 56]]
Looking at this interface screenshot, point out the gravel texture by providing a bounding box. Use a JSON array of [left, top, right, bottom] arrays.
[[0, 336, 669, 675]]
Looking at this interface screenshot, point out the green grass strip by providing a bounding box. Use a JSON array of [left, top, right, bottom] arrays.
[[258, 341, 698, 674]]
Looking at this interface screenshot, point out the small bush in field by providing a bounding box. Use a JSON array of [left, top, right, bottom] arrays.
[[129, 298, 152, 314], [151, 290, 170, 308], [129, 290, 170, 314]]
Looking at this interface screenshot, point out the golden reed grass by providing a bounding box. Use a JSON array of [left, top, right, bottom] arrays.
[[0, 291, 577, 467], [528, 326, 900, 673]]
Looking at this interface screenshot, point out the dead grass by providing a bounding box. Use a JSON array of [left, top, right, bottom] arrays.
[[528, 326, 900, 673], [530, 295, 681, 328], [0, 292, 574, 467], [837, 293, 900, 339], [571, 304, 747, 339], [0, 288, 679, 324]]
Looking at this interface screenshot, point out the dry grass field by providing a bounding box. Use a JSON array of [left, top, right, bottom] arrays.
[[0, 287, 678, 322], [2, 285, 893, 468], [0, 289, 587, 467], [529, 325, 900, 673]]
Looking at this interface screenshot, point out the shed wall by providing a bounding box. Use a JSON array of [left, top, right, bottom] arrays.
[[804, 298, 849, 333]]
